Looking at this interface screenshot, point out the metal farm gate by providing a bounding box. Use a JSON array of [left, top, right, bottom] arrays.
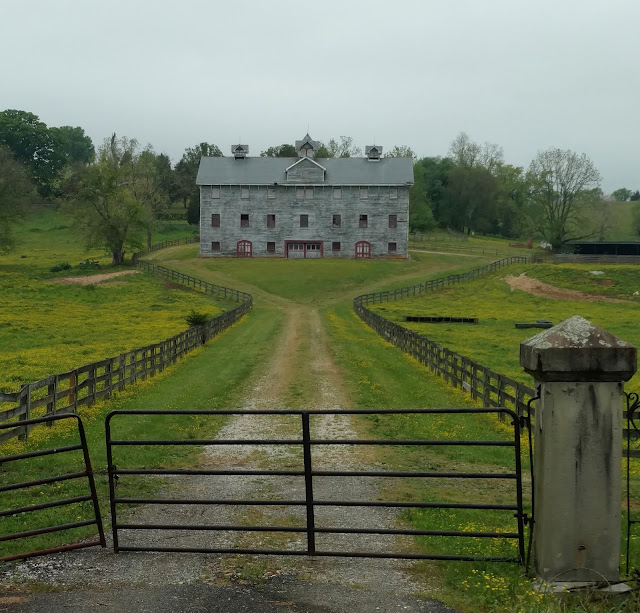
[[106, 408, 526, 563], [0, 415, 105, 562]]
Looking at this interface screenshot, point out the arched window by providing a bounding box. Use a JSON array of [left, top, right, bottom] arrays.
[[355, 241, 371, 259], [236, 240, 252, 258]]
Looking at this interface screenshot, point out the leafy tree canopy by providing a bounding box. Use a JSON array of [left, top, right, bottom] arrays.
[[65, 134, 170, 264], [317, 136, 361, 158], [260, 143, 297, 157], [527, 148, 601, 250], [0, 109, 66, 198], [612, 188, 632, 202], [385, 145, 415, 159], [49, 125, 94, 165], [0, 145, 35, 252]]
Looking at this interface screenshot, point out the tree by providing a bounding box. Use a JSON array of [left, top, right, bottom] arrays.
[[442, 165, 498, 234], [65, 134, 155, 265], [493, 163, 530, 238], [527, 148, 601, 250], [409, 161, 435, 232], [49, 125, 94, 164], [260, 144, 297, 157], [448, 132, 503, 171], [385, 145, 415, 159], [630, 191, 640, 202], [0, 145, 35, 252], [174, 142, 222, 209], [612, 188, 632, 202], [0, 109, 66, 198], [319, 136, 361, 158]]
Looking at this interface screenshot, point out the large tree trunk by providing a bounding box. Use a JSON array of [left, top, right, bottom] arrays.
[[112, 247, 125, 265]]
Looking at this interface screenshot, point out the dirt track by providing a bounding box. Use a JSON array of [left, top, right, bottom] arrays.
[[504, 272, 630, 303], [0, 303, 451, 612]]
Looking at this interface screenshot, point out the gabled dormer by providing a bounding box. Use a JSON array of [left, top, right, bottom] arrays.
[[232, 144, 249, 159], [365, 145, 382, 160], [295, 133, 320, 159], [285, 156, 326, 183]]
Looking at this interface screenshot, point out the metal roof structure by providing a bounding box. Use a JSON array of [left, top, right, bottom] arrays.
[[196, 156, 414, 186]]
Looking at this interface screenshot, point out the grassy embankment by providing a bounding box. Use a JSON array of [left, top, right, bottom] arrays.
[[0, 209, 212, 394], [0, 209, 270, 556], [4, 220, 637, 611]]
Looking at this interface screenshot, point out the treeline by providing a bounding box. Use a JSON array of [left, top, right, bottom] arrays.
[[2, 110, 639, 259], [409, 132, 640, 248], [0, 109, 223, 260]]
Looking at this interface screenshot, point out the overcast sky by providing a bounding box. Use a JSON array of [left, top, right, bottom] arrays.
[[1, 0, 637, 192]]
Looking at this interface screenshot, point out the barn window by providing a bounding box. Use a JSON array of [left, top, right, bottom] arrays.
[[333, 187, 342, 199], [305, 188, 314, 199], [211, 186, 220, 199], [389, 188, 398, 199], [296, 187, 305, 199], [241, 186, 250, 199], [388, 214, 397, 228], [211, 241, 220, 251], [360, 187, 369, 199], [267, 186, 276, 199], [332, 214, 342, 227], [267, 241, 275, 252], [267, 214, 276, 228], [388, 242, 397, 253], [359, 214, 368, 228], [332, 242, 341, 252], [241, 214, 249, 227], [300, 214, 309, 228], [211, 213, 220, 227]]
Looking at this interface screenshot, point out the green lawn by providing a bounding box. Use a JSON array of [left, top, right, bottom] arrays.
[[0, 210, 216, 393], [370, 263, 640, 395]]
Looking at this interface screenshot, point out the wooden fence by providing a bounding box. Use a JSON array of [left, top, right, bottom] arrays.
[[554, 254, 640, 265], [354, 257, 538, 418], [0, 244, 252, 444], [353, 255, 640, 452]]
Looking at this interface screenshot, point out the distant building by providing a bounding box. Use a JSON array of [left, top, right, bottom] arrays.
[[196, 134, 413, 258]]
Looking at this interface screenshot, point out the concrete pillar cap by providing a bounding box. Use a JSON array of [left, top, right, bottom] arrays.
[[520, 315, 637, 382]]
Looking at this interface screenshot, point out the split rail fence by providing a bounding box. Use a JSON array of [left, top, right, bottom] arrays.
[[0, 241, 252, 444], [353, 257, 537, 419], [353, 255, 640, 453]]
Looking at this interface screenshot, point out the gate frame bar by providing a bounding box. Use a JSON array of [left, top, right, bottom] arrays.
[[0, 414, 106, 562], [105, 407, 526, 563]]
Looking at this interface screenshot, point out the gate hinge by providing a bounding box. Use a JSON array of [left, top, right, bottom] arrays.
[[517, 512, 533, 527]]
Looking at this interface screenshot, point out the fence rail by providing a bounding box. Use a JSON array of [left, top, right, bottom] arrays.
[[353, 257, 537, 417], [0, 242, 252, 444], [553, 254, 640, 265]]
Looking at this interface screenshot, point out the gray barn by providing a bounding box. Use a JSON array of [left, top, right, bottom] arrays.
[[196, 134, 413, 259]]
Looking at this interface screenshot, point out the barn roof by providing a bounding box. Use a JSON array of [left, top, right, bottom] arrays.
[[196, 156, 414, 186]]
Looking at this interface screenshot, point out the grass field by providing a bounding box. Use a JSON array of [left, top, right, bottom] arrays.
[[369, 262, 640, 395], [2, 213, 639, 612], [0, 209, 217, 393]]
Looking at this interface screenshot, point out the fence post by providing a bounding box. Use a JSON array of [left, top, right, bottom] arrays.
[[46, 376, 57, 425], [520, 315, 637, 584]]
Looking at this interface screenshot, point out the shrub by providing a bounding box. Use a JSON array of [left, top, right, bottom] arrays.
[[185, 309, 209, 327], [50, 262, 72, 273]]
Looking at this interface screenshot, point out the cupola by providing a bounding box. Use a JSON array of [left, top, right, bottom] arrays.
[[365, 145, 382, 160], [295, 133, 320, 159], [232, 144, 249, 159]]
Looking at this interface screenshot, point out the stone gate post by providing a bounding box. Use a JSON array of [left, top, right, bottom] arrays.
[[520, 315, 636, 583]]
